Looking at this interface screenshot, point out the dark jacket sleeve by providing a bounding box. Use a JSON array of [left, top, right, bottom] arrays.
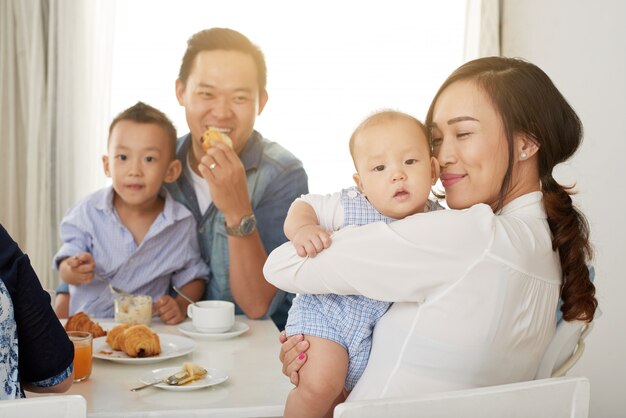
[[0, 224, 74, 383]]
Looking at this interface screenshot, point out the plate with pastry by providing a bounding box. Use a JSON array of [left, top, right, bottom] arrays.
[[93, 324, 195, 364], [177, 321, 250, 341], [136, 363, 229, 392]]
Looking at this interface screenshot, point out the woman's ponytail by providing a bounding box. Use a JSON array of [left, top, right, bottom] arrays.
[[542, 175, 597, 321]]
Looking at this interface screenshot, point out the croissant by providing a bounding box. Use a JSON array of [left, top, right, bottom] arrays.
[[118, 324, 161, 358], [65, 311, 107, 338], [106, 323, 132, 350]]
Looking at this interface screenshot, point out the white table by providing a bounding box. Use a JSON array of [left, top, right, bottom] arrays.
[[31, 316, 292, 418]]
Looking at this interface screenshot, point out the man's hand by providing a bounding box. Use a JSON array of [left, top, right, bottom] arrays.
[[198, 141, 252, 225], [291, 225, 332, 257], [154, 295, 186, 325], [59, 253, 96, 285]]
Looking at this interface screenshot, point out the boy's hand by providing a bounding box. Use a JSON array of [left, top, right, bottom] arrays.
[[154, 295, 185, 325], [291, 225, 332, 257], [60, 252, 96, 285]]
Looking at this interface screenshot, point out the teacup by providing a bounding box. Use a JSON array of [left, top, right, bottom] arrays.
[[187, 300, 235, 333]]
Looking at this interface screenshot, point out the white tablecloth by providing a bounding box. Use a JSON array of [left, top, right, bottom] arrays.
[[30, 316, 291, 418]]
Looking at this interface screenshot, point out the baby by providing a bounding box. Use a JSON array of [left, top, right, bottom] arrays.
[[281, 110, 441, 417]]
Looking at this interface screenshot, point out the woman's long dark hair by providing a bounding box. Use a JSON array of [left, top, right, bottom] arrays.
[[426, 57, 596, 322]]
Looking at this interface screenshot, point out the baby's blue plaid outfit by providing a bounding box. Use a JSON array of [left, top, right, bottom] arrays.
[[285, 187, 393, 390]]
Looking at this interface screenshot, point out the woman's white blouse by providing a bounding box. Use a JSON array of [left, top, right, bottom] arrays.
[[264, 192, 561, 400]]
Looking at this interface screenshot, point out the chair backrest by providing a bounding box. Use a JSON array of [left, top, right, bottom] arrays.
[[333, 376, 590, 418], [0, 395, 87, 418], [534, 319, 594, 379], [537, 264, 597, 379]]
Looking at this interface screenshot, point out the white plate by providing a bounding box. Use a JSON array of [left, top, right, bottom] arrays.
[[177, 321, 250, 340], [93, 333, 195, 364], [139, 367, 228, 391]]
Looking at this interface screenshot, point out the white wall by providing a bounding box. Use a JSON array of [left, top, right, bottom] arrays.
[[109, 0, 466, 196], [501, 1, 626, 416]]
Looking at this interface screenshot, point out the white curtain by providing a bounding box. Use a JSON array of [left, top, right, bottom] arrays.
[[0, 0, 114, 288], [464, 0, 501, 60]]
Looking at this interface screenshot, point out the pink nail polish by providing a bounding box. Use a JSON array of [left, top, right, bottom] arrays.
[[298, 353, 305, 360]]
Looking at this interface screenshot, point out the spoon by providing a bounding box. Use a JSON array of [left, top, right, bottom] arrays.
[[130, 368, 208, 391], [172, 286, 197, 306], [109, 284, 132, 298]]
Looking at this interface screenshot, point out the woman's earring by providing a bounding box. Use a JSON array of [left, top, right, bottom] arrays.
[[520, 151, 528, 160]]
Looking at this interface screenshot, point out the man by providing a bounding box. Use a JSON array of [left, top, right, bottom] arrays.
[[166, 28, 308, 330]]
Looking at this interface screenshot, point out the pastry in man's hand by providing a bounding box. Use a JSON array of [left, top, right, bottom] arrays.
[[202, 128, 233, 152]]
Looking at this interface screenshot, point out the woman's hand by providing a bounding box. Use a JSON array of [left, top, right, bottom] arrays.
[[279, 331, 310, 385]]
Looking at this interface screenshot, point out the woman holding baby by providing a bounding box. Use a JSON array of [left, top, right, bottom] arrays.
[[264, 56, 597, 405]]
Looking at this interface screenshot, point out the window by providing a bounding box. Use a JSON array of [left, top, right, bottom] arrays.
[[111, 0, 466, 193]]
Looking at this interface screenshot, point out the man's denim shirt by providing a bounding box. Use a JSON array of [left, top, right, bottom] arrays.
[[165, 131, 308, 329]]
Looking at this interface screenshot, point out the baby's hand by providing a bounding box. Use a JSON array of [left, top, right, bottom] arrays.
[[154, 295, 185, 325], [63, 252, 96, 285], [291, 225, 332, 257]]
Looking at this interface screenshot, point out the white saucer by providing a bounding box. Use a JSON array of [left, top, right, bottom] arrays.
[[178, 321, 250, 340], [139, 366, 228, 391]]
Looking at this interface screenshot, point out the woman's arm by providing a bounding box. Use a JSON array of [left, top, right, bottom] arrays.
[[264, 205, 495, 301], [1, 225, 75, 390], [23, 374, 72, 394]]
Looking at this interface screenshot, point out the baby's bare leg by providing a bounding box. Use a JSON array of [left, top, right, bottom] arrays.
[[284, 335, 348, 418]]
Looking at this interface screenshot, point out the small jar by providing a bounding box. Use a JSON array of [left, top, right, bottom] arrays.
[[114, 295, 152, 325]]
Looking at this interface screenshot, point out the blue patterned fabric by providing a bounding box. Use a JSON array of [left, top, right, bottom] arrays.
[[286, 187, 399, 390], [341, 187, 396, 225], [0, 280, 21, 399], [1, 280, 73, 399], [286, 293, 390, 390], [27, 365, 73, 389]]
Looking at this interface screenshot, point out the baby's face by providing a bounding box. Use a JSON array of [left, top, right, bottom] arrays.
[[352, 118, 437, 219], [103, 120, 179, 209]]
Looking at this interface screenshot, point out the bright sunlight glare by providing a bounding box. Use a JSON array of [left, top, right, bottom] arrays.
[[110, 0, 467, 193]]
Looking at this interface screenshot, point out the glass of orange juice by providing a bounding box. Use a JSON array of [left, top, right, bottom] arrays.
[[68, 331, 93, 382]]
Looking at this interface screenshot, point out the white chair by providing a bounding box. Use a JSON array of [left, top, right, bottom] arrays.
[[333, 376, 590, 418], [536, 264, 598, 379], [0, 395, 87, 418], [534, 318, 595, 379]]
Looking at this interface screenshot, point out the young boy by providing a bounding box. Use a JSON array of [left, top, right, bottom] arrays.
[[281, 110, 441, 418], [53, 102, 209, 324]]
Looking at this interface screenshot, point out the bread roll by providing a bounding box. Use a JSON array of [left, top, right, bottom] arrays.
[[202, 128, 233, 151]]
